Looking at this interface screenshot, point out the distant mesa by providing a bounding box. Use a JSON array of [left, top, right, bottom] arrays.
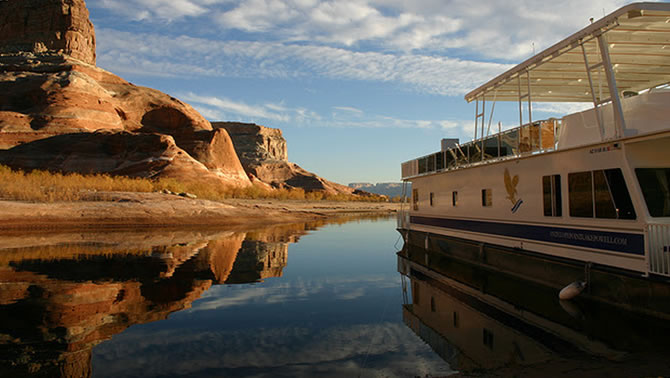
[[349, 182, 410, 198]]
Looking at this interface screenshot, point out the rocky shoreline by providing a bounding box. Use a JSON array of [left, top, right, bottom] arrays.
[[0, 192, 400, 231]]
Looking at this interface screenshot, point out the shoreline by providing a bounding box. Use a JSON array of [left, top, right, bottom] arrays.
[[0, 191, 400, 232]]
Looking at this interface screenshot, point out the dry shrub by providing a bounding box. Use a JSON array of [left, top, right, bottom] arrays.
[[0, 165, 387, 203]]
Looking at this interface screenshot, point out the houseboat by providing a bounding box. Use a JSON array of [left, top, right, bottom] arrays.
[[398, 2, 670, 297]]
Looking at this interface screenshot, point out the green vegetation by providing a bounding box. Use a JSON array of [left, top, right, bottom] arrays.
[[0, 165, 386, 203]]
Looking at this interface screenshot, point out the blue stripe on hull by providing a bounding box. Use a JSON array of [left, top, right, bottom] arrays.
[[410, 215, 644, 255]]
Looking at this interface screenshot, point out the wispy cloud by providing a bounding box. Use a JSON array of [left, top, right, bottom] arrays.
[[94, 0, 639, 60], [180, 91, 462, 132], [95, 0, 216, 21], [97, 29, 510, 96], [333, 106, 363, 114], [179, 92, 293, 122]]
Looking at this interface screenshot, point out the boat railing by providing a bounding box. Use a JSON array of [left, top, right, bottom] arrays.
[[646, 223, 670, 277], [401, 118, 560, 180]]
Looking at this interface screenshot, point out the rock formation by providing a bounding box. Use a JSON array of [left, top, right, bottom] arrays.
[[0, 0, 96, 65], [0, 0, 250, 187], [348, 182, 409, 198], [215, 122, 373, 196]]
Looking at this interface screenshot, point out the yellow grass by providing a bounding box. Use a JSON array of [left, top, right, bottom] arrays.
[[0, 165, 386, 203]]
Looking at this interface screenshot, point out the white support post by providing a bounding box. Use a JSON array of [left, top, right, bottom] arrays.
[[597, 34, 627, 139], [581, 41, 606, 140]]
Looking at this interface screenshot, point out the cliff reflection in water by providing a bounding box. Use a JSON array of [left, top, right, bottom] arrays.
[[0, 219, 344, 378], [398, 243, 670, 376]]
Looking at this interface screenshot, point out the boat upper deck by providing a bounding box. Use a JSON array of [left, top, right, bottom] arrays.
[[402, 2, 670, 181]]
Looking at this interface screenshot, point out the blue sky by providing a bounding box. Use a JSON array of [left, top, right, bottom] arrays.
[[87, 0, 637, 184]]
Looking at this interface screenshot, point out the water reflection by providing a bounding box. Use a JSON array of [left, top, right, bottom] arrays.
[[0, 219, 351, 377], [0, 216, 449, 378], [398, 243, 670, 376]]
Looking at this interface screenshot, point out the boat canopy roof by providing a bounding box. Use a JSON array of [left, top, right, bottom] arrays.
[[465, 2, 670, 103]]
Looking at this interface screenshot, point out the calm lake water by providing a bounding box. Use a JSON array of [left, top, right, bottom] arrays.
[[1, 216, 669, 377]]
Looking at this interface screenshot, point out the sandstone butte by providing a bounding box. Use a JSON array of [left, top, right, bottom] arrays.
[[0, 0, 365, 196]]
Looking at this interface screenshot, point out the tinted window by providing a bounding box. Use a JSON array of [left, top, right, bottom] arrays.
[[436, 152, 444, 170], [601, 169, 636, 219], [543, 175, 562, 217], [636, 168, 670, 217], [569, 172, 593, 217], [594, 170, 617, 218], [569, 169, 636, 219]]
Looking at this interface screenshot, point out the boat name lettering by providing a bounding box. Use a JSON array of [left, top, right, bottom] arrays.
[[589, 143, 621, 154], [549, 231, 628, 246]]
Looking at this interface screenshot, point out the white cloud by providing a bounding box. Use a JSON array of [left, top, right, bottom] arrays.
[[333, 106, 364, 114], [93, 0, 649, 62], [178, 90, 460, 132], [179, 92, 292, 122], [95, 0, 215, 21], [97, 29, 510, 96]]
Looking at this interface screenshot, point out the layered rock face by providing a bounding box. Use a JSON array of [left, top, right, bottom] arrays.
[[215, 122, 361, 195], [0, 0, 96, 65], [0, 0, 250, 187]]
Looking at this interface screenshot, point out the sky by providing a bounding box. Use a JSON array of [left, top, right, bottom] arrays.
[[87, 0, 642, 185]]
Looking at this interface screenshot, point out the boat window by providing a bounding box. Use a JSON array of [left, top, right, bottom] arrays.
[[569, 172, 593, 217], [413, 189, 419, 211], [430, 296, 436, 312], [569, 169, 636, 219], [418, 157, 427, 174], [452, 191, 458, 206], [594, 169, 636, 219], [542, 174, 562, 217], [453, 312, 459, 328], [483, 328, 494, 350], [435, 152, 444, 170], [427, 154, 435, 172], [483, 136, 500, 160], [430, 192, 434, 207], [636, 168, 670, 217], [481, 189, 492, 207]]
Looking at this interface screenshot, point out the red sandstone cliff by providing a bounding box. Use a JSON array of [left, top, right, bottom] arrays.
[[214, 122, 370, 195], [0, 0, 250, 187]]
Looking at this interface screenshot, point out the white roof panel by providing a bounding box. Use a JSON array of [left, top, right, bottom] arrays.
[[465, 2, 670, 103]]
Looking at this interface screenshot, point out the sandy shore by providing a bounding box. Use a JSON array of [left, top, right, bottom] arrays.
[[0, 191, 400, 231]]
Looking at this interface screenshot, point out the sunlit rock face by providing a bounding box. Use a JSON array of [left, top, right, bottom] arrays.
[[0, 0, 250, 187], [0, 0, 96, 65], [214, 121, 370, 195]]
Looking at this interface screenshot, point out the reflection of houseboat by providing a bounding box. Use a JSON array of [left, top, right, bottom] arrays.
[[398, 243, 670, 374], [398, 3, 670, 299]]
